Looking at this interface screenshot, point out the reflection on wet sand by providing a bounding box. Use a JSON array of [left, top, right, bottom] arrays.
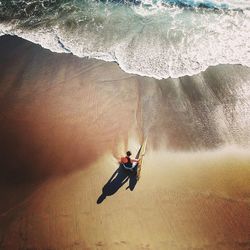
[[0, 35, 250, 249]]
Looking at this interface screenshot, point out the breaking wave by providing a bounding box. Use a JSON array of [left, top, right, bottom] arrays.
[[0, 0, 249, 79]]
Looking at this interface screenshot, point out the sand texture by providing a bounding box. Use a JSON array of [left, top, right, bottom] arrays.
[[0, 35, 250, 250]]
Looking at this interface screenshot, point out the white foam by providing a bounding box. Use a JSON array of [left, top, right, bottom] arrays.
[[1, 3, 249, 79]]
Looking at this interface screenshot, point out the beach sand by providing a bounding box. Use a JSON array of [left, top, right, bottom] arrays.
[[0, 35, 250, 249]]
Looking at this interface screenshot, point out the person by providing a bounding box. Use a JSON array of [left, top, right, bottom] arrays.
[[119, 151, 139, 172]]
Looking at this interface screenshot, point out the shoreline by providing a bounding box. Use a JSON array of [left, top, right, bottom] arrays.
[[1, 33, 250, 80]]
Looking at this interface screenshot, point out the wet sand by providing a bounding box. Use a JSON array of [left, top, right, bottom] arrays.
[[0, 35, 250, 249]]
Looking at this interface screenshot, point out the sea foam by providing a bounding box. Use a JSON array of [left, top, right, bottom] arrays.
[[0, 0, 249, 79]]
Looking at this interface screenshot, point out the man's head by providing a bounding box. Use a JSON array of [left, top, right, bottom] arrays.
[[126, 151, 132, 157]]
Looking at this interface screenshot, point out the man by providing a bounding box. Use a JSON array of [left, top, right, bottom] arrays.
[[119, 151, 139, 172]]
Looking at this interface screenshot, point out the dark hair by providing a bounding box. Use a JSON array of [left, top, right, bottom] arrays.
[[126, 151, 132, 156]]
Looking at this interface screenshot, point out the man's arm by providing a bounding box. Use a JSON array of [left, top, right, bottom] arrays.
[[118, 157, 124, 164], [131, 159, 139, 163]]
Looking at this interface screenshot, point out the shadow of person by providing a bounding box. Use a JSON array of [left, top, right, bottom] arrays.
[[127, 172, 137, 191], [97, 165, 138, 204]]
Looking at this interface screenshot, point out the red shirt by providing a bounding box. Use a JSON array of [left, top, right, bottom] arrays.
[[120, 156, 138, 164]]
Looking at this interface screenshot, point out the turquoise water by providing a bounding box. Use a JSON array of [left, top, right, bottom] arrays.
[[0, 0, 249, 78]]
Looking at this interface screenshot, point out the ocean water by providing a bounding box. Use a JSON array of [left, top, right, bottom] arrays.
[[0, 0, 249, 79]]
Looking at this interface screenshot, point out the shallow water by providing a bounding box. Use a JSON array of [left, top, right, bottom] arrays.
[[0, 0, 249, 78]]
